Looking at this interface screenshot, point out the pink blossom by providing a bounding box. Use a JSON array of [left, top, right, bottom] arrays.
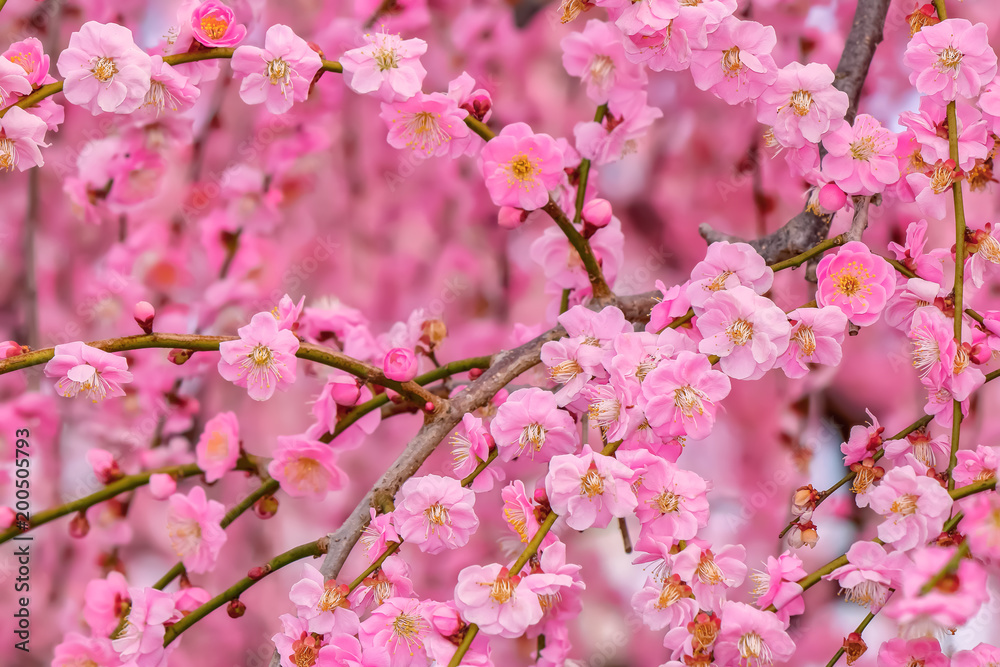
[[631, 574, 698, 631], [3, 37, 53, 88], [574, 88, 662, 165], [540, 337, 602, 406], [275, 294, 305, 331], [44, 341, 133, 401], [0, 56, 31, 106], [560, 304, 633, 349], [964, 491, 1000, 561], [340, 32, 428, 102], [56, 21, 153, 115], [884, 278, 947, 331], [382, 347, 418, 382], [111, 587, 181, 666], [966, 222, 1000, 289], [350, 555, 414, 612], [149, 473, 176, 499], [821, 114, 899, 195], [823, 541, 908, 613], [288, 563, 361, 635], [191, 0, 247, 47], [672, 543, 747, 612], [450, 413, 504, 492], [749, 552, 807, 624], [480, 122, 564, 210], [268, 435, 345, 500], [231, 24, 322, 114], [380, 92, 470, 158], [529, 215, 625, 290], [360, 508, 400, 561], [561, 19, 646, 103], [686, 241, 773, 312], [424, 601, 493, 666], [500, 480, 556, 548], [757, 62, 849, 148], [392, 474, 479, 553], [953, 445, 999, 487], [884, 545, 989, 634], [953, 643, 1000, 667], [777, 306, 848, 379], [545, 445, 637, 530], [641, 351, 731, 440], [877, 638, 949, 667], [714, 602, 795, 667], [696, 286, 791, 381], [454, 563, 566, 638], [195, 411, 241, 482], [165, 485, 226, 573], [689, 17, 778, 105], [904, 19, 997, 101], [840, 409, 884, 466], [87, 448, 122, 484], [143, 56, 200, 115], [581, 381, 641, 442], [899, 97, 989, 170], [217, 311, 300, 401], [490, 387, 579, 462], [883, 429, 950, 470], [816, 241, 896, 327], [634, 457, 709, 541], [867, 466, 953, 551], [53, 634, 120, 667], [647, 280, 693, 332], [84, 571, 131, 636]]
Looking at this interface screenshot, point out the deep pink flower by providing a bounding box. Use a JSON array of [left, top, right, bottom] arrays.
[[360, 508, 400, 561], [689, 17, 778, 105], [111, 587, 182, 666], [686, 241, 773, 313], [44, 341, 133, 401], [647, 281, 693, 333], [84, 571, 130, 637], [714, 602, 795, 667], [672, 543, 747, 612], [380, 92, 471, 158], [904, 19, 997, 102], [231, 24, 322, 114], [392, 474, 479, 553], [631, 574, 698, 631], [823, 541, 908, 613], [454, 563, 567, 638], [195, 411, 240, 482], [450, 412, 504, 492], [877, 638, 949, 667], [480, 122, 564, 210], [288, 563, 361, 635], [545, 445, 637, 530], [840, 409, 884, 466], [56, 21, 152, 115], [217, 311, 300, 401], [749, 552, 807, 624], [696, 286, 791, 380], [268, 435, 345, 500], [868, 466, 953, 551], [191, 0, 247, 47], [149, 473, 176, 500], [500, 480, 556, 549], [777, 306, 848, 379], [166, 485, 226, 573], [382, 347, 418, 382], [821, 114, 899, 195], [899, 97, 988, 170], [757, 62, 849, 148], [341, 32, 427, 102], [816, 241, 896, 327], [490, 387, 579, 462], [953, 643, 1000, 667], [0, 56, 31, 106], [561, 19, 646, 104], [634, 457, 709, 541], [641, 351, 731, 440], [574, 88, 662, 165], [884, 278, 947, 331], [3, 37, 53, 88], [275, 294, 305, 331]]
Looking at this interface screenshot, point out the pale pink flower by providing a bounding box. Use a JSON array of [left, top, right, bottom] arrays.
[[821, 114, 899, 195], [454, 563, 567, 638], [647, 280, 693, 332], [641, 351, 731, 440], [877, 638, 949, 667], [540, 337, 603, 406], [350, 555, 414, 612], [574, 88, 662, 164], [561, 19, 646, 103], [340, 32, 427, 102], [0, 56, 31, 106], [909, 305, 955, 381], [899, 97, 988, 170], [87, 448, 122, 484], [757, 62, 849, 148], [84, 571, 131, 636], [480, 122, 564, 210], [884, 545, 989, 635], [966, 222, 1000, 289], [529, 216, 625, 291], [268, 435, 345, 500], [424, 601, 493, 667], [883, 430, 950, 470], [191, 0, 247, 47], [379, 92, 470, 158], [696, 286, 791, 381], [884, 278, 947, 331], [868, 466, 953, 551], [888, 220, 946, 285], [749, 552, 807, 624], [672, 543, 747, 612], [392, 474, 478, 554], [44, 341, 133, 401], [582, 381, 641, 443], [142, 56, 200, 115], [689, 17, 778, 105], [111, 587, 182, 666], [3, 37, 53, 88], [149, 473, 176, 499], [288, 563, 361, 635], [231, 24, 322, 114], [953, 445, 999, 487], [195, 411, 240, 482], [450, 413, 504, 492], [686, 241, 773, 313], [631, 574, 698, 631], [275, 294, 305, 331], [53, 634, 120, 667], [600, 0, 678, 36], [56, 21, 152, 115], [545, 445, 637, 530], [360, 508, 400, 561], [904, 19, 997, 102], [217, 311, 300, 401], [777, 306, 848, 379], [953, 643, 1000, 667], [634, 457, 709, 541], [358, 598, 433, 666], [490, 387, 579, 463], [560, 304, 633, 349], [172, 586, 209, 613], [823, 541, 908, 613], [964, 492, 1000, 561], [165, 485, 226, 573], [714, 602, 795, 667], [816, 241, 896, 327]]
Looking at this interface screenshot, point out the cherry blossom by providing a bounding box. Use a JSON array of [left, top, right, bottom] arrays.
[[267, 434, 346, 500], [165, 485, 227, 573], [696, 285, 791, 381], [816, 241, 896, 327]]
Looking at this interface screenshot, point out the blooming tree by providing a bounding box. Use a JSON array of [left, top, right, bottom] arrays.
[[4, 0, 1000, 666]]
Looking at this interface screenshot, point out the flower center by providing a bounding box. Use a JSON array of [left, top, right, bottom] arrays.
[[738, 631, 774, 665], [843, 580, 887, 609], [977, 468, 997, 482], [91, 56, 117, 82], [954, 346, 970, 375], [930, 163, 955, 194], [673, 385, 707, 418], [285, 457, 325, 493], [849, 136, 877, 161], [652, 490, 680, 514], [850, 465, 879, 494], [374, 46, 399, 71], [266, 58, 290, 86], [589, 54, 615, 86], [937, 45, 963, 72], [520, 423, 546, 451], [0, 138, 15, 172], [789, 89, 812, 116], [721, 46, 742, 76], [391, 611, 426, 650], [580, 469, 606, 498], [549, 359, 583, 384], [911, 331, 940, 377], [749, 570, 770, 601], [793, 325, 817, 356], [400, 111, 448, 152], [205, 430, 230, 460], [706, 270, 733, 292], [830, 262, 873, 299], [726, 319, 754, 346], [167, 517, 202, 558], [200, 15, 230, 39], [317, 586, 345, 612], [979, 234, 1000, 265], [655, 576, 687, 609], [635, 355, 658, 382], [293, 643, 319, 667], [424, 502, 451, 528], [504, 505, 530, 542], [696, 553, 725, 585], [890, 493, 919, 516], [507, 154, 538, 183]]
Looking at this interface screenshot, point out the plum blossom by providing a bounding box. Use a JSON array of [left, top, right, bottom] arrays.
[[757, 62, 849, 148], [44, 341, 133, 401], [490, 387, 579, 462], [672, 543, 747, 612], [358, 598, 434, 666], [631, 574, 698, 631], [195, 412, 240, 482], [953, 644, 1000, 667], [288, 563, 361, 635], [53, 634, 120, 667], [964, 492, 1000, 561], [883, 429, 950, 470], [392, 474, 479, 553], [454, 563, 567, 638], [816, 241, 896, 327], [840, 409, 884, 466], [867, 466, 953, 551], [217, 311, 299, 401], [84, 571, 130, 636], [777, 306, 848, 378], [231, 24, 322, 114], [689, 17, 778, 105], [380, 92, 471, 157], [574, 88, 663, 164], [749, 552, 807, 624], [111, 587, 182, 666], [3, 37, 52, 88], [450, 413, 504, 492], [480, 122, 564, 210], [500, 480, 555, 548], [267, 435, 346, 500], [821, 114, 899, 195], [142, 56, 200, 115], [714, 602, 795, 667], [634, 457, 710, 541], [545, 446, 637, 530], [190, 0, 247, 47], [696, 286, 791, 381], [877, 638, 949, 667], [966, 223, 1000, 288], [899, 97, 989, 170], [561, 19, 646, 103], [953, 445, 999, 487], [166, 485, 226, 573], [56, 21, 152, 115], [904, 19, 998, 102], [641, 351, 731, 440], [823, 541, 908, 613], [382, 347, 418, 381], [341, 32, 427, 102], [686, 241, 773, 313], [0, 56, 31, 106]]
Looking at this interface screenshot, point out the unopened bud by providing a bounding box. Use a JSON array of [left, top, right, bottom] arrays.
[[1, 340, 24, 359], [817, 183, 847, 213], [468, 368, 484, 380], [168, 348, 193, 365], [424, 401, 435, 412], [498, 206, 528, 230], [254, 495, 279, 519], [906, 4, 940, 36], [582, 198, 613, 228], [69, 511, 90, 538], [149, 473, 177, 500], [134, 301, 155, 334], [227, 599, 247, 618], [248, 564, 272, 580]]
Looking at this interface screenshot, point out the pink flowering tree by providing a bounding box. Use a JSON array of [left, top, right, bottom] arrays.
[[5, 1, 1000, 666]]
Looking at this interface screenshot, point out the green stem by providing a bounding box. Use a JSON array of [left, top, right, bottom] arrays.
[[919, 541, 969, 594], [543, 200, 612, 300], [573, 104, 608, 224], [946, 98, 967, 491], [824, 608, 880, 667], [768, 234, 847, 272]]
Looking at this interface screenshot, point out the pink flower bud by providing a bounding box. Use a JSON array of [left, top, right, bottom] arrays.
[[497, 206, 528, 230], [69, 511, 90, 538], [383, 347, 418, 382], [969, 342, 992, 365], [328, 376, 362, 406], [248, 564, 272, 580], [582, 198, 613, 228], [227, 599, 247, 618], [134, 301, 155, 334], [0, 507, 15, 529], [86, 449, 123, 484], [149, 473, 177, 500], [468, 368, 483, 380], [254, 495, 279, 519], [461, 93, 491, 122], [424, 401, 435, 412], [1, 340, 23, 359], [818, 183, 847, 212]]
